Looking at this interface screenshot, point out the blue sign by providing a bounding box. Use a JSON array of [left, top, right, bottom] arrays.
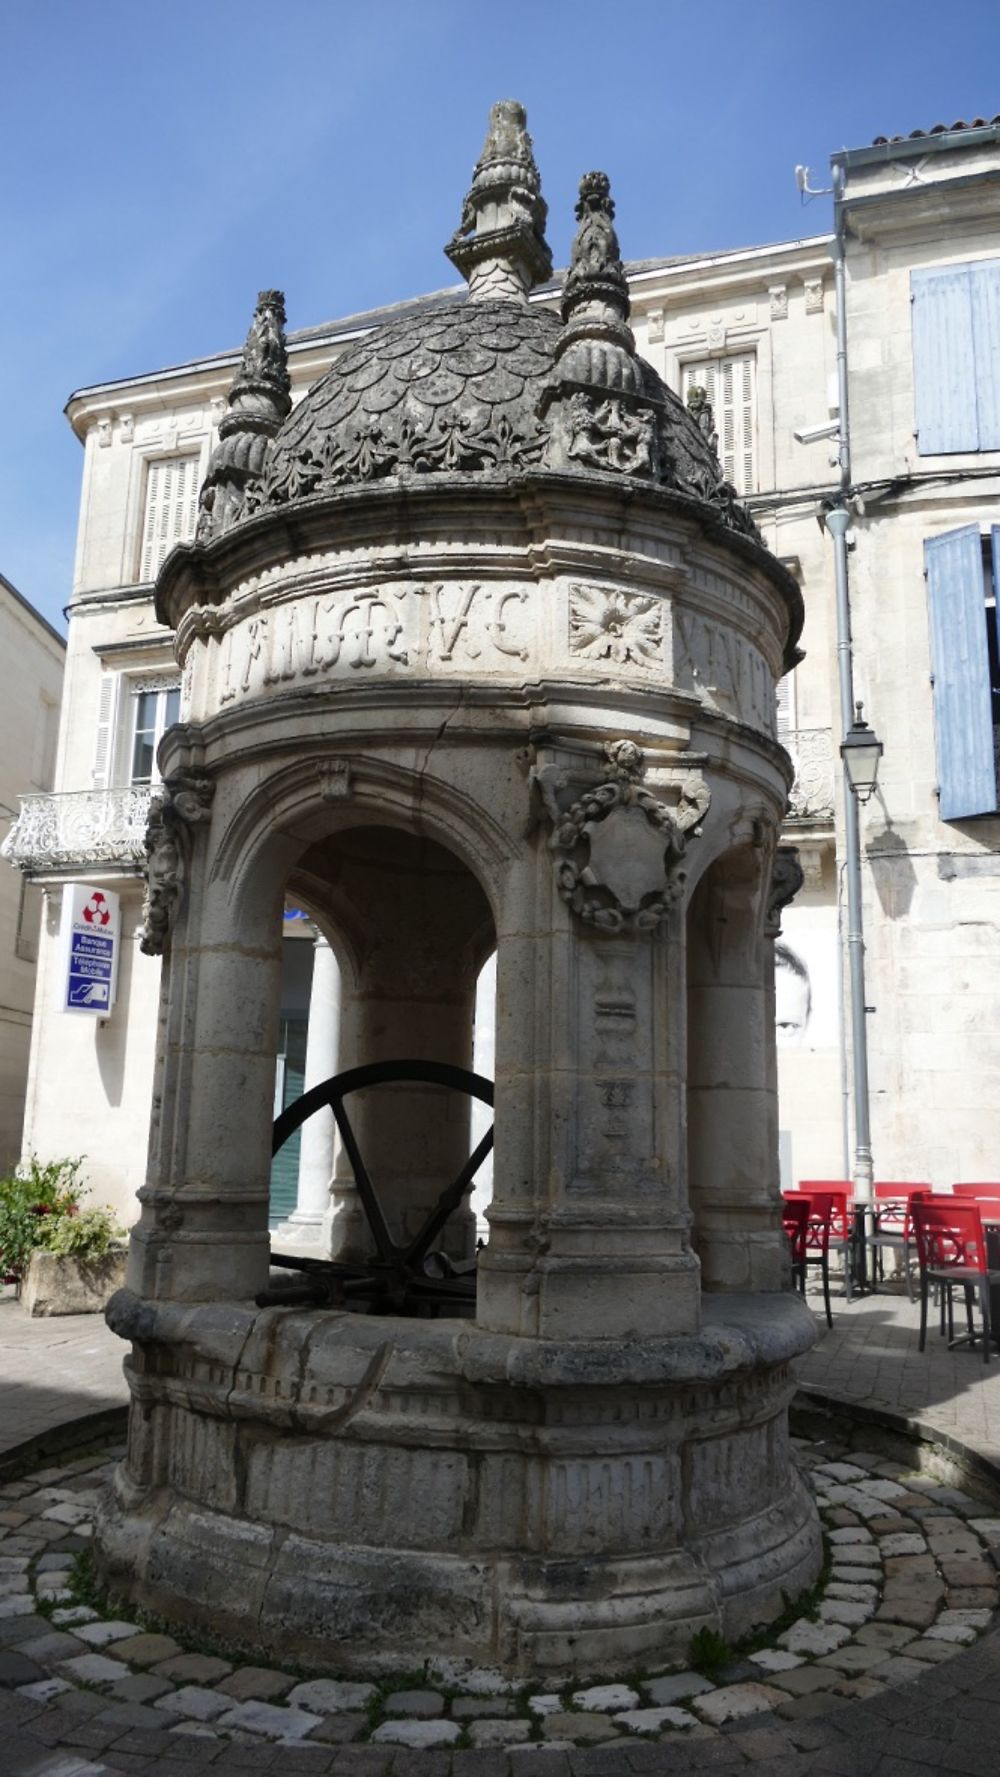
[[67, 929, 115, 1009]]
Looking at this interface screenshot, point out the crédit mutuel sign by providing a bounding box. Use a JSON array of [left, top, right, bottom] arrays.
[[55, 884, 121, 1016]]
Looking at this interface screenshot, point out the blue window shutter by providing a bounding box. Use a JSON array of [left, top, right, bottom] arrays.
[[971, 262, 1000, 450], [925, 526, 997, 818], [912, 268, 978, 454]]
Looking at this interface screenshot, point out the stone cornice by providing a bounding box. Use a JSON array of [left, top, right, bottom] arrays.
[[156, 471, 804, 671]]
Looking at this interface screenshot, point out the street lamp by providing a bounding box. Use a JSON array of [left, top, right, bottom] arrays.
[[840, 703, 884, 805]]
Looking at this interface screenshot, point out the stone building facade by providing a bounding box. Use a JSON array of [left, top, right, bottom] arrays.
[[0, 574, 64, 1172], [4, 114, 1000, 1225]]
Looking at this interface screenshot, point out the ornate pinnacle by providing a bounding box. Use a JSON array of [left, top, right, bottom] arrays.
[[227, 290, 291, 419], [539, 172, 662, 479], [562, 170, 630, 321], [446, 99, 553, 303], [196, 290, 292, 544]]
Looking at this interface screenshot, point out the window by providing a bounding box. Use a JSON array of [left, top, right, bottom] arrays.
[[924, 525, 1000, 819], [138, 453, 200, 581], [681, 353, 756, 493], [91, 673, 181, 789], [912, 260, 1000, 455], [129, 683, 181, 785]]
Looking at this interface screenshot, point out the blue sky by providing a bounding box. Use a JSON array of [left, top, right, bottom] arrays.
[[3, 0, 998, 631]]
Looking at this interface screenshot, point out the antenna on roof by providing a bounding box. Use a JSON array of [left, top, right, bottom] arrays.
[[795, 164, 833, 201]]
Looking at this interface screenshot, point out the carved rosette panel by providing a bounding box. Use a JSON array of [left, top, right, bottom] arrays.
[[539, 740, 710, 933], [139, 772, 215, 957], [568, 585, 663, 669]]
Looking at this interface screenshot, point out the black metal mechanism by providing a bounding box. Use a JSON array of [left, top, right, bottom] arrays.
[[257, 1060, 494, 1316]]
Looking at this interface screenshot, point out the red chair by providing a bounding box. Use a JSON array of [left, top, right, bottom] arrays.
[[911, 1199, 1000, 1365], [798, 1181, 856, 1301], [784, 1191, 836, 1327], [868, 1184, 931, 1301]]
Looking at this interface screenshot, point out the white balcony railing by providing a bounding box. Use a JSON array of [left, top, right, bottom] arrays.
[[783, 726, 835, 822], [1, 786, 154, 874]]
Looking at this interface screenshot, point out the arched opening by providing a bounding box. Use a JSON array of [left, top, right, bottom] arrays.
[[265, 823, 497, 1306]]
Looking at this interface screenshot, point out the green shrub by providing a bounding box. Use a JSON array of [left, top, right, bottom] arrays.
[[0, 1157, 84, 1280], [41, 1206, 125, 1261]]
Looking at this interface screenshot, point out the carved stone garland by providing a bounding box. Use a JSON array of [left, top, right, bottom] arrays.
[[544, 740, 710, 932], [139, 772, 215, 957]]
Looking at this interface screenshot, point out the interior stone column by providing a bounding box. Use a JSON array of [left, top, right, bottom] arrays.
[[300, 828, 493, 1264], [272, 933, 340, 1248], [687, 844, 785, 1292]]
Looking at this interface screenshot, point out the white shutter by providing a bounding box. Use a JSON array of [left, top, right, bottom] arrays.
[[139, 452, 201, 581], [92, 671, 121, 788], [682, 353, 757, 494]]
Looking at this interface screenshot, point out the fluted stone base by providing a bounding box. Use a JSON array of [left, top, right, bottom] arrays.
[[98, 1289, 820, 1680]]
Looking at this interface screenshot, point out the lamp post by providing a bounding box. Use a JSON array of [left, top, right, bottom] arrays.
[[825, 505, 883, 1210], [841, 704, 884, 804]]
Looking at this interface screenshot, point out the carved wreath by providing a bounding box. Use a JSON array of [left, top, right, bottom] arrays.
[[547, 739, 710, 932]]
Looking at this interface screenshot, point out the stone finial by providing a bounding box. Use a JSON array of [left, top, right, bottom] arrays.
[[196, 290, 292, 543], [562, 171, 630, 318], [540, 172, 662, 477], [686, 385, 719, 458], [445, 100, 552, 303]]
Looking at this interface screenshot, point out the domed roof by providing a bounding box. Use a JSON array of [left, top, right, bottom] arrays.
[[200, 104, 760, 547], [261, 300, 561, 497], [252, 298, 743, 528]]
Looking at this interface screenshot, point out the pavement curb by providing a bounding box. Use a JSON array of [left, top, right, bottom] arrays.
[[0, 1403, 127, 1484], [792, 1384, 1000, 1507]]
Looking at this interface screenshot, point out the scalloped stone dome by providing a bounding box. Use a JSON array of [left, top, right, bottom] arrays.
[[253, 298, 752, 534]]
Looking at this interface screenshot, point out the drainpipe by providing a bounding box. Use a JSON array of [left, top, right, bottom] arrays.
[[829, 162, 875, 1209]]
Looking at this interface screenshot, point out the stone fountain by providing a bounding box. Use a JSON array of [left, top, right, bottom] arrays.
[[100, 101, 820, 1678]]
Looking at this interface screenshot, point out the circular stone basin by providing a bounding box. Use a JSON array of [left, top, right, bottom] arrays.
[[5, 1423, 999, 1753]]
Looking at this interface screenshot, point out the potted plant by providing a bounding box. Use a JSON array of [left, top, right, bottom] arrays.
[[22, 1202, 128, 1316], [0, 1156, 83, 1287], [0, 1158, 126, 1315]]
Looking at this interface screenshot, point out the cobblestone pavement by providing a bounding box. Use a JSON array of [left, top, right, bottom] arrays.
[[3, 1425, 1000, 1769], [7, 1284, 1000, 1771]]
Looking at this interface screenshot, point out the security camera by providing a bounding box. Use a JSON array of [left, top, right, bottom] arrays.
[[793, 420, 840, 445]]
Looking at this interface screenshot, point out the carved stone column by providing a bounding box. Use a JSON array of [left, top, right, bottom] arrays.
[[127, 774, 279, 1304], [477, 739, 710, 1339]]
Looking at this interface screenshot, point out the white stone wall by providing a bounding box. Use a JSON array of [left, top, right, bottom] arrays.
[[0, 581, 64, 1171]]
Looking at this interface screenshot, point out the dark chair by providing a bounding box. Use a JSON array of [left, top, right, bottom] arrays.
[[783, 1190, 837, 1327], [798, 1180, 856, 1300], [912, 1199, 1000, 1365], [781, 1195, 810, 1299]]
